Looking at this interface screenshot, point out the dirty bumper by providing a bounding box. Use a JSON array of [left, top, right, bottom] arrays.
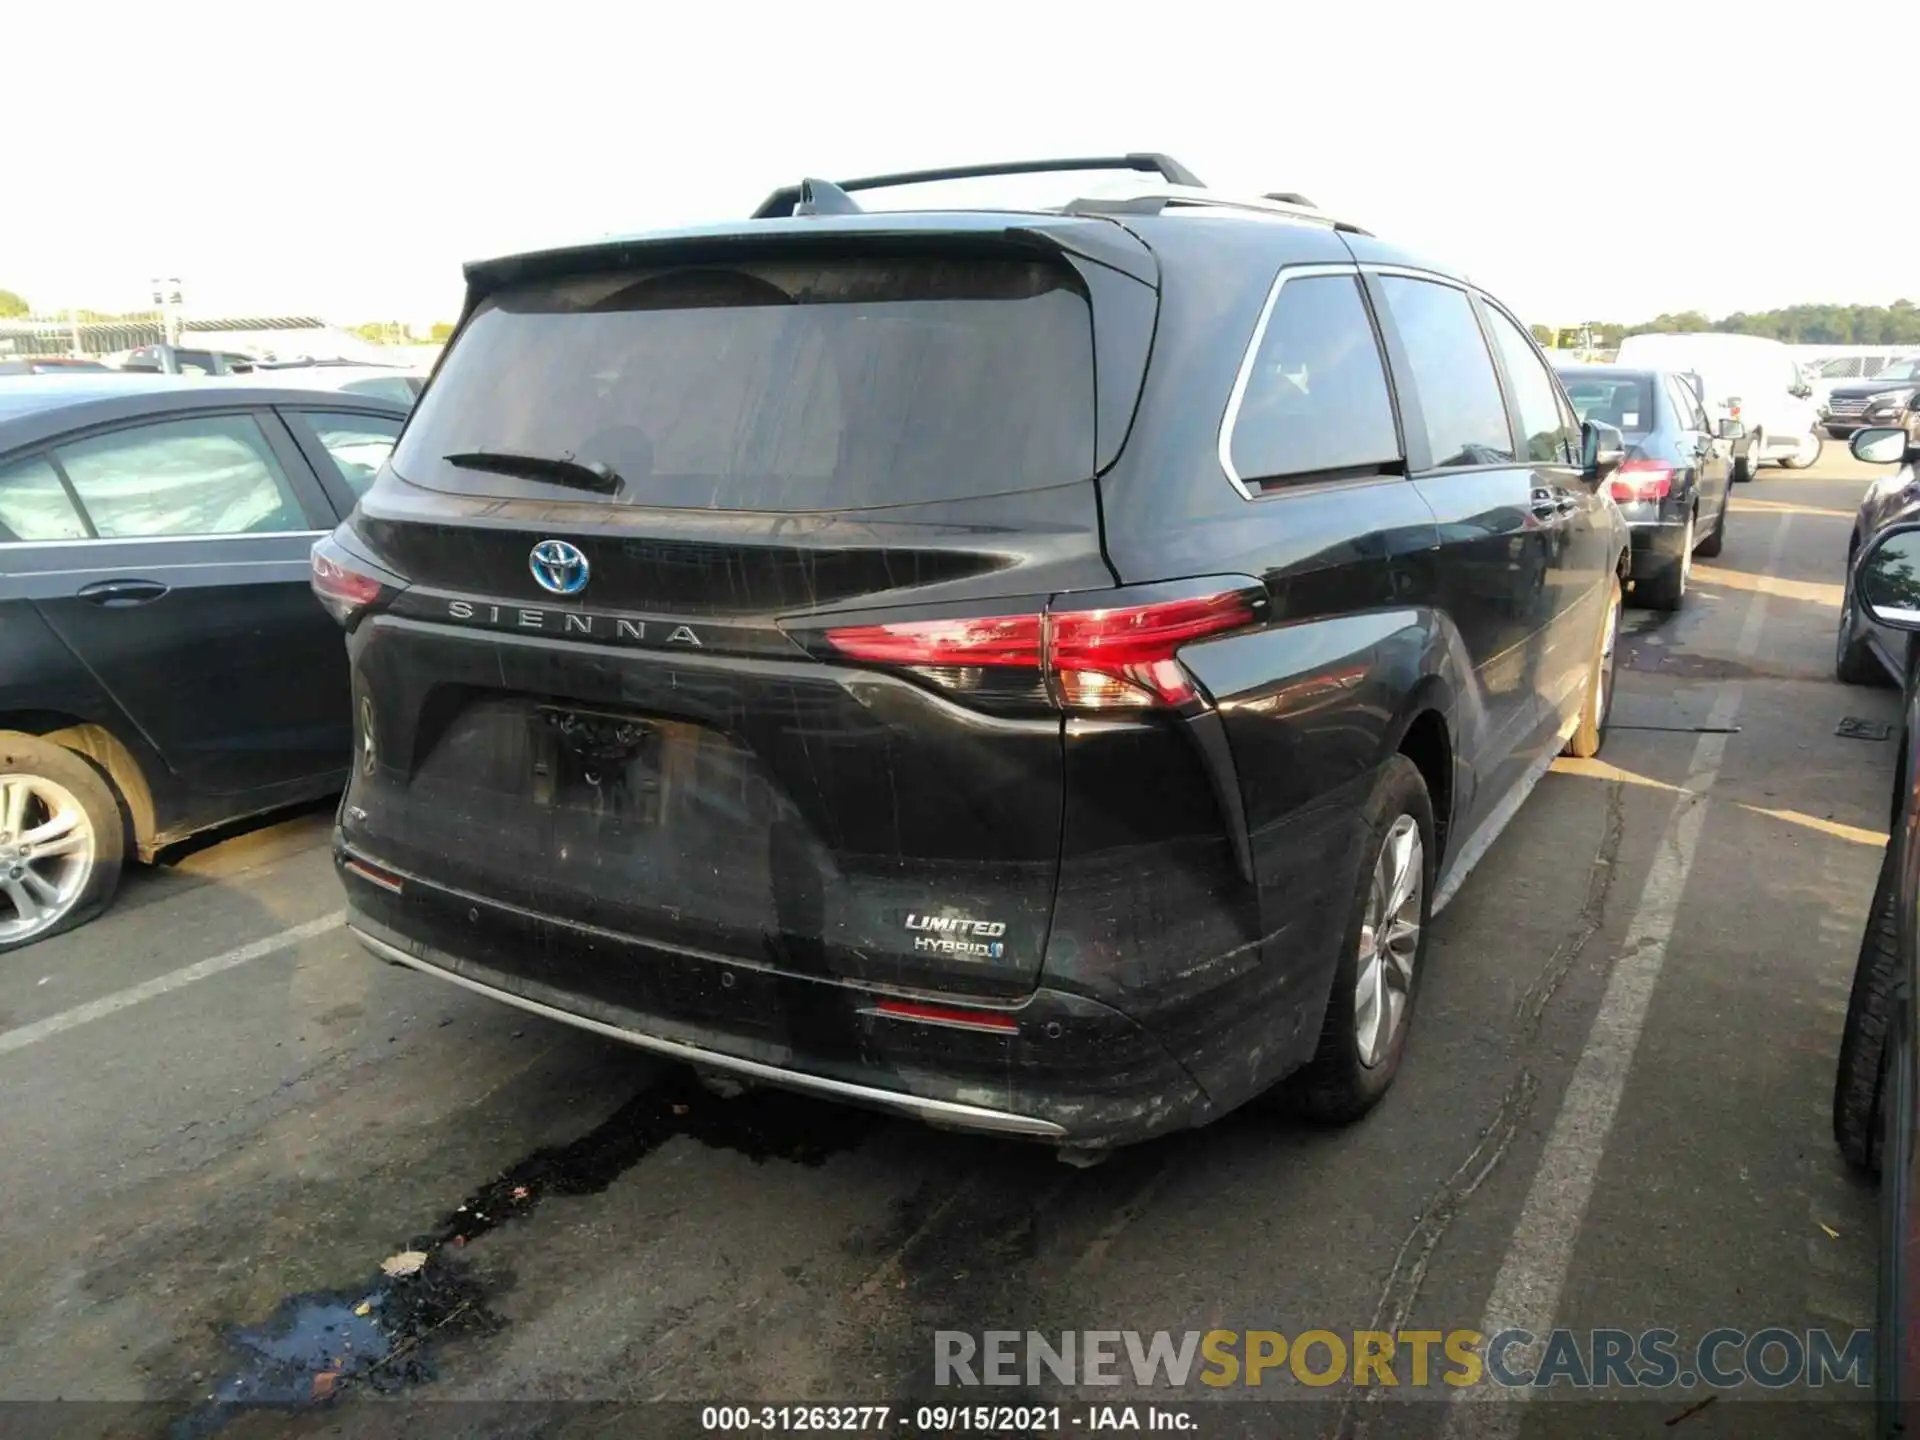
[[341, 861, 1215, 1148]]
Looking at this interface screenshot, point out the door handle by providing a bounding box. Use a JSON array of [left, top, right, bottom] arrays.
[[76, 578, 169, 607]]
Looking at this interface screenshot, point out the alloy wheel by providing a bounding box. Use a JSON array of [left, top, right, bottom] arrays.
[[0, 773, 98, 947], [1355, 814, 1423, 1067]]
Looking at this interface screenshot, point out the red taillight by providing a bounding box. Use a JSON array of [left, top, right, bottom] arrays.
[[310, 544, 385, 626], [824, 613, 1043, 668], [1608, 461, 1674, 504], [867, 998, 1020, 1034], [823, 590, 1258, 710]]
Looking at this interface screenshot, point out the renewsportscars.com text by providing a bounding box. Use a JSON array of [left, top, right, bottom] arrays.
[[934, 1328, 1874, 1391]]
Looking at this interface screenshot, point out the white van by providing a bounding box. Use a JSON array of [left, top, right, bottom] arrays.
[[1615, 333, 1822, 478]]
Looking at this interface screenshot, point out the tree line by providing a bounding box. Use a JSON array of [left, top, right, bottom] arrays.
[[1532, 301, 1920, 350]]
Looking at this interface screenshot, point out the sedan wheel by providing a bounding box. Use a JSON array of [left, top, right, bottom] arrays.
[[1355, 815, 1423, 1068], [0, 774, 98, 947], [0, 732, 125, 954]]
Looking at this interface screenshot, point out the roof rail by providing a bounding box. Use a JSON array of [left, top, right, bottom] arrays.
[[751, 153, 1206, 218], [1062, 184, 1371, 237]]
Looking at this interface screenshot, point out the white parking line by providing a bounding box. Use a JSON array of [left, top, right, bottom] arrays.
[[1445, 516, 1792, 1430], [0, 911, 344, 1059]]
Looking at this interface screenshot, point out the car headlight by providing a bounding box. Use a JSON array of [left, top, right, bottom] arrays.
[[1868, 388, 1916, 412]]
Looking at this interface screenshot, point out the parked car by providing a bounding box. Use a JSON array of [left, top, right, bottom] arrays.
[[1831, 425, 1920, 1436], [1824, 357, 1920, 440], [0, 375, 407, 951], [1556, 364, 1739, 610], [246, 360, 429, 407], [315, 152, 1629, 1150], [1840, 422, 1920, 685], [1801, 350, 1916, 414], [0, 358, 114, 376], [1615, 332, 1823, 478], [116, 343, 260, 376]]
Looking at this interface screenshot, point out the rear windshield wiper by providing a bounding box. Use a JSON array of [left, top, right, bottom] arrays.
[[442, 450, 623, 495]]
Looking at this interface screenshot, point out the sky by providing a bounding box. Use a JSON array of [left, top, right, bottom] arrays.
[[9, 1, 1911, 330]]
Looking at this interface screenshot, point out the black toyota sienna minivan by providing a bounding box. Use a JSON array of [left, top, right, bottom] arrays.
[[315, 155, 1630, 1149]]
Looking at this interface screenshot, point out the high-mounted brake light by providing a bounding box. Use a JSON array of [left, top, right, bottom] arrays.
[[1608, 460, 1674, 504], [310, 541, 388, 627], [824, 589, 1258, 710]]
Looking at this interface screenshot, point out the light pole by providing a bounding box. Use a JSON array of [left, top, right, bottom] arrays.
[[150, 277, 184, 347]]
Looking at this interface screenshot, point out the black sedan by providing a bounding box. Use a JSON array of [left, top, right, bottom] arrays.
[[1832, 423, 1920, 1435], [1826, 357, 1920, 439], [1557, 364, 1741, 610], [0, 375, 407, 950]]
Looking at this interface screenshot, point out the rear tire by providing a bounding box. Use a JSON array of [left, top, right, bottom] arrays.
[[1288, 754, 1434, 1124], [1696, 495, 1727, 558], [1563, 578, 1621, 758], [1733, 430, 1763, 483], [1837, 585, 1891, 686], [1636, 516, 1692, 612], [1835, 847, 1900, 1175], [0, 732, 124, 954]]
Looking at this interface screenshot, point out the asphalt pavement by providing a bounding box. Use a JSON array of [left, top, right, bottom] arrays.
[[0, 447, 1896, 1439]]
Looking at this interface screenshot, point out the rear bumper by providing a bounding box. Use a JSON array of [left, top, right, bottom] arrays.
[[1625, 519, 1691, 580], [350, 922, 1067, 1138], [340, 852, 1218, 1147]]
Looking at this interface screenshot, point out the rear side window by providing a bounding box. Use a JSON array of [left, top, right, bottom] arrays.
[[1483, 305, 1577, 465], [1377, 277, 1514, 468], [0, 456, 88, 541], [1227, 274, 1399, 486], [292, 410, 403, 497], [392, 257, 1096, 512], [52, 414, 307, 538]]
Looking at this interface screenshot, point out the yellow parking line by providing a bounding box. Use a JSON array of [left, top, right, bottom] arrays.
[[1550, 759, 1886, 847], [1551, 757, 1689, 793], [1690, 565, 1844, 608], [1729, 499, 1855, 520], [1740, 805, 1887, 848]]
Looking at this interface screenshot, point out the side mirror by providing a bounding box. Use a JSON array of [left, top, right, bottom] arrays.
[[1856, 523, 1920, 631], [1851, 427, 1913, 466], [1581, 419, 1626, 481], [1717, 419, 1746, 442], [1790, 383, 1813, 400]]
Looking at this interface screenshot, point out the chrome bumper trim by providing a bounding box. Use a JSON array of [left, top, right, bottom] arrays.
[[348, 924, 1067, 1140]]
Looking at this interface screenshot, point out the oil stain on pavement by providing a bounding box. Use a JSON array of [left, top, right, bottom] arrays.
[[172, 1067, 878, 1436]]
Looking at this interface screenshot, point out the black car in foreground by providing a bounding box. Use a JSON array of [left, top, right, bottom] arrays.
[[317, 153, 1629, 1150], [1833, 426, 1920, 1435], [1557, 364, 1740, 610], [0, 376, 407, 949], [1827, 357, 1920, 439]]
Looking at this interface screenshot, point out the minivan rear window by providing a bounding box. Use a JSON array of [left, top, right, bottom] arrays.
[[390, 256, 1096, 512]]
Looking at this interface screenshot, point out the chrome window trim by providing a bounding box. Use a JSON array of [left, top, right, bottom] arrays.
[[1216, 261, 1365, 499]]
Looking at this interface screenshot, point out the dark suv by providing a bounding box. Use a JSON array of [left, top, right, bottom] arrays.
[[317, 155, 1630, 1149]]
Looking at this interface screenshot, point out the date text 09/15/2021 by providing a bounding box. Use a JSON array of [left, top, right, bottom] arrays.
[[700, 1406, 1191, 1432]]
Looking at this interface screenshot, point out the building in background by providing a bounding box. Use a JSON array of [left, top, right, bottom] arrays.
[[0, 314, 404, 366]]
